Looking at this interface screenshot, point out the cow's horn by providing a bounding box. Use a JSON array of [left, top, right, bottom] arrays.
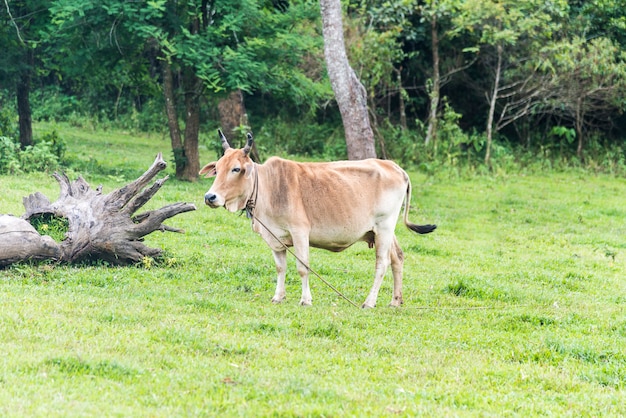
[[218, 129, 231, 151], [243, 132, 254, 156]]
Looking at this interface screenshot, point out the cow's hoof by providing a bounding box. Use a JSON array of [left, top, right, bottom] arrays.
[[271, 296, 285, 304], [299, 300, 313, 307], [389, 294, 403, 307], [361, 303, 375, 309]]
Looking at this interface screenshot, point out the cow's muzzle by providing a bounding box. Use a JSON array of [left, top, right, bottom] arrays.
[[204, 192, 220, 208]]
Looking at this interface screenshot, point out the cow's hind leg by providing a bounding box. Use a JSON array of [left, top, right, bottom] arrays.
[[362, 228, 394, 309], [271, 249, 287, 303], [389, 236, 404, 307]]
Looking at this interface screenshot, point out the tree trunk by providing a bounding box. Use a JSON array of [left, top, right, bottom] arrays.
[[174, 15, 203, 182], [575, 97, 584, 161], [218, 90, 248, 141], [217, 90, 260, 161], [425, 15, 440, 147], [163, 60, 185, 178], [17, 49, 34, 149], [181, 66, 201, 181], [395, 67, 407, 130], [320, 0, 376, 160], [485, 43, 503, 167], [162, 60, 201, 182], [0, 153, 196, 267]]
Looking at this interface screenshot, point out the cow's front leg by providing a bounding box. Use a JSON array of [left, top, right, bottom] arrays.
[[271, 249, 287, 303], [293, 235, 312, 306], [362, 229, 393, 308]]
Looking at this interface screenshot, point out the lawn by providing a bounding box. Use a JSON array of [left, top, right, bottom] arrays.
[[0, 124, 625, 416]]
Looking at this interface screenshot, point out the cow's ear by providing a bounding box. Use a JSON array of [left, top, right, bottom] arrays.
[[199, 162, 217, 178], [244, 162, 255, 179]]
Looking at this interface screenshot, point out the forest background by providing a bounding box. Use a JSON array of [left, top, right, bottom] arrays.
[[2, 0, 626, 178]]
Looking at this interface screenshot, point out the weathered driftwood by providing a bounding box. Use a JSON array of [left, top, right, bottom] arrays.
[[0, 215, 62, 265], [0, 153, 196, 267]]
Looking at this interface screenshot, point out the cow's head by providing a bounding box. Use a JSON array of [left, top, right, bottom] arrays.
[[199, 130, 255, 212]]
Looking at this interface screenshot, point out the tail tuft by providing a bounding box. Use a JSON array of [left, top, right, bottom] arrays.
[[407, 223, 437, 234]]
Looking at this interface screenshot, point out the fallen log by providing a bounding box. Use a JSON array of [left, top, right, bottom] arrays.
[[0, 153, 196, 267]]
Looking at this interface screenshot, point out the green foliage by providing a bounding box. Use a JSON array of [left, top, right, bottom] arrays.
[[255, 116, 340, 158], [3, 0, 626, 172], [30, 86, 82, 123], [0, 102, 18, 138], [349, 14, 405, 106], [29, 213, 70, 242], [171, 146, 187, 169], [536, 36, 626, 140], [19, 142, 60, 173], [47, 0, 327, 111], [125, 99, 169, 133], [39, 129, 66, 162], [573, 0, 626, 48], [549, 126, 576, 145], [0, 129, 66, 174], [0, 136, 21, 174], [379, 100, 487, 172]]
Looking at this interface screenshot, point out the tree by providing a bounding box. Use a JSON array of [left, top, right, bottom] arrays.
[[571, 0, 626, 48], [320, 0, 376, 160], [48, 0, 326, 178], [454, 0, 568, 165], [418, 0, 473, 147], [538, 37, 626, 160], [360, 0, 474, 156], [0, 0, 51, 149]]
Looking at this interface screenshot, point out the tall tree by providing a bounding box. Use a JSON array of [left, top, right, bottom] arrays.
[[539, 37, 626, 160], [571, 0, 626, 48], [49, 0, 325, 178], [454, 0, 568, 166], [320, 0, 375, 160], [0, 0, 50, 148], [362, 0, 474, 154], [419, 0, 469, 147], [348, 1, 411, 154]]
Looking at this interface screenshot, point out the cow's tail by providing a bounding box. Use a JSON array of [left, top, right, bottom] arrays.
[[403, 176, 436, 235]]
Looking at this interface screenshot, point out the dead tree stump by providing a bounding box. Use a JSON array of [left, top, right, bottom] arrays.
[[0, 153, 196, 267]]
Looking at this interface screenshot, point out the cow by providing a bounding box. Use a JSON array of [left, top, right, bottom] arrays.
[[199, 130, 436, 308]]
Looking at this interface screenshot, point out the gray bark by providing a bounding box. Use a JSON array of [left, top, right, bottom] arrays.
[[0, 215, 61, 265], [320, 0, 376, 160], [485, 43, 503, 167], [425, 16, 440, 146], [0, 153, 196, 267]]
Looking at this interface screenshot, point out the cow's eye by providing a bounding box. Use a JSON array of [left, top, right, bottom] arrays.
[[232, 167, 241, 173]]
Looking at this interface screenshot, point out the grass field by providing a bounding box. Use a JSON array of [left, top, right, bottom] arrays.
[[1, 124, 625, 416]]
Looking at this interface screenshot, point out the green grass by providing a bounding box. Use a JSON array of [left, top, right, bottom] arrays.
[[1, 123, 625, 416]]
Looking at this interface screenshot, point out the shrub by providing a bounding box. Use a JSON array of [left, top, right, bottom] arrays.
[[255, 116, 337, 158], [30, 86, 81, 123], [0, 130, 66, 174], [0, 136, 21, 174], [19, 142, 60, 173], [39, 130, 66, 163], [0, 105, 18, 138]]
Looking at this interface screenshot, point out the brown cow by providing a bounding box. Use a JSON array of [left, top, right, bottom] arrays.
[[200, 131, 436, 308]]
